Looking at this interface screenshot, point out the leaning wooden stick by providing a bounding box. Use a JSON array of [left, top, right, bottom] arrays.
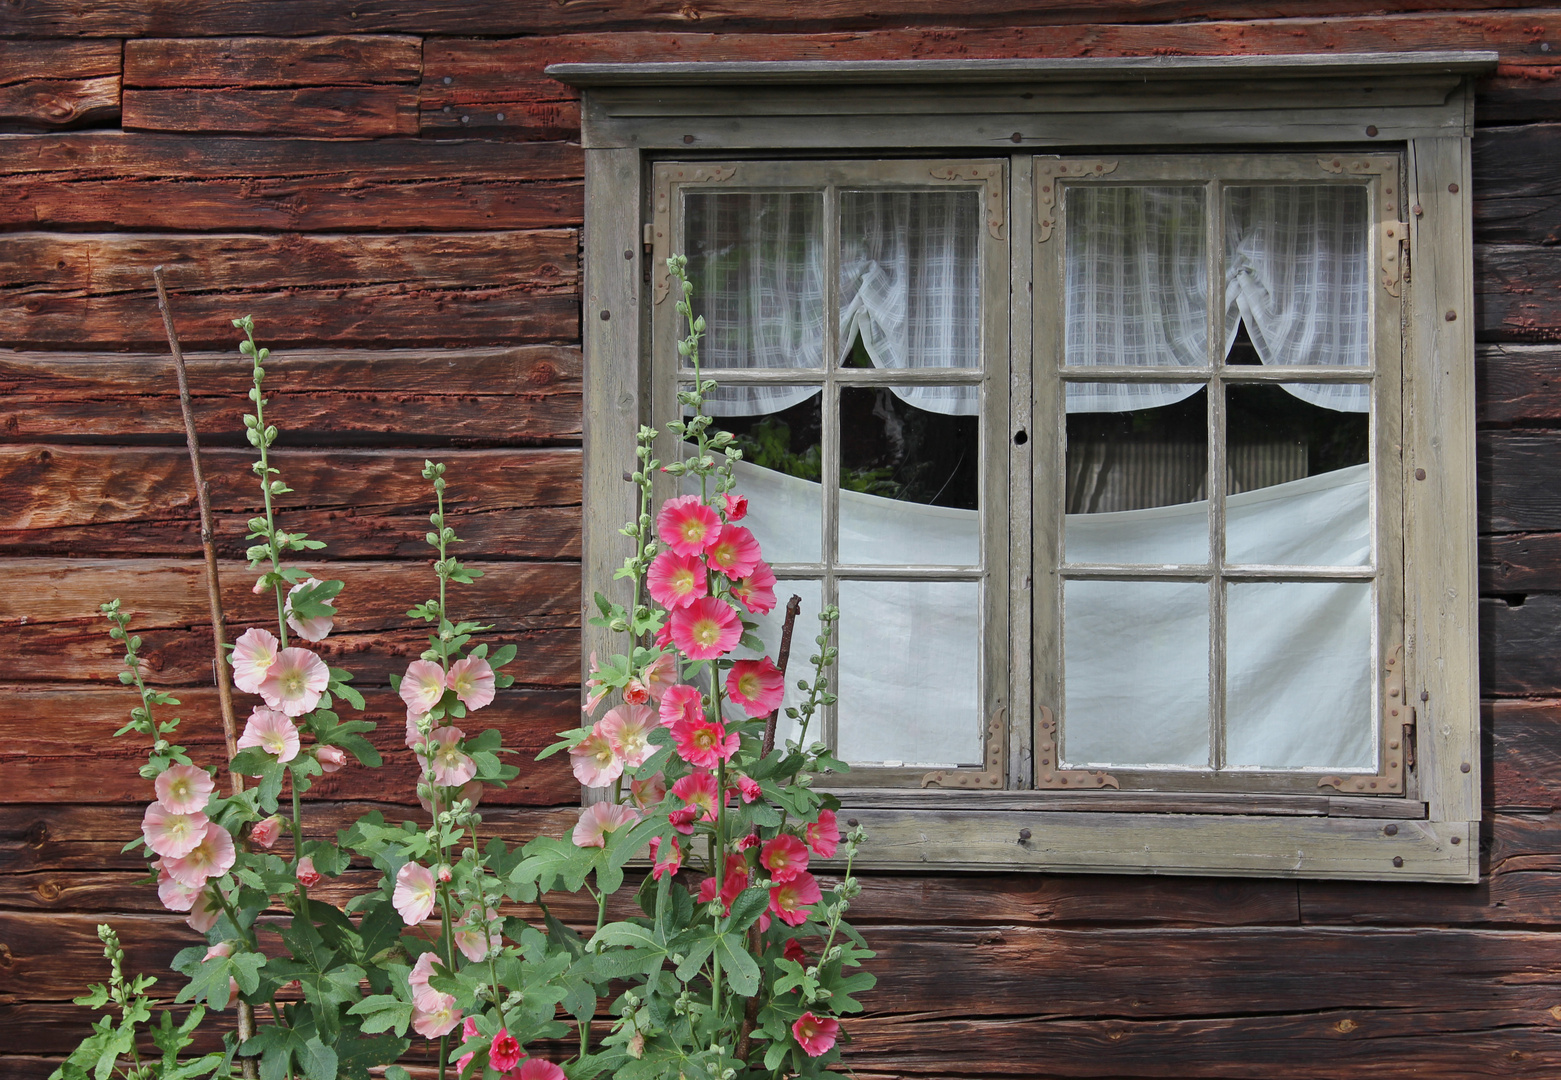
[[152, 267, 258, 1073], [761, 594, 805, 756]]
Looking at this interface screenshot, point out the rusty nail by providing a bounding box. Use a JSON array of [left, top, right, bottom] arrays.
[[1461, 762, 1471, 773], [847, 818, 859, 827], [1452, 835, 1462, 845], [1415, 468, 1426, 481], [683, 134, 696, 144], [599, 309, 611, 321], [1365, 125, 1379, 137], [624, 250, 633, 260], [1413, 203, 1423, 217], [1421, 690, 1429, 701], [1384, 824, 1398, 835], [1448, 183, 1460, 194], [1392, 856, 1404, 867], [1018, 828, 1032, 841], [1011, 132, 1024, 143], [1445, 310, 1457, 322]]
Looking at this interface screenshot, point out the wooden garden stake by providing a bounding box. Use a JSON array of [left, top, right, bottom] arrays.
[[761, 593, 805, 756]]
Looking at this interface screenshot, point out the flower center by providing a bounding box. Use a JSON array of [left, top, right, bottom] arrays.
[[693, 619, 720, 646]]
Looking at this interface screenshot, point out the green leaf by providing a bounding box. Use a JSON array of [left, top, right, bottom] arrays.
[[715, 932, 761, 997], [345, 994, 413, 1037], [300, 1037, 339, 1080]]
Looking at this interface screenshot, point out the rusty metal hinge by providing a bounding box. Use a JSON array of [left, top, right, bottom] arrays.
[[1035, 705, 1119, 789], [1034, 159, 1119, 243], [651, 164, 738, 305], [1380, 220, 1409, 298], [927, 163, 1006, 239], [923, 706, 1005, 789], [1319, 645, 1410, 795]]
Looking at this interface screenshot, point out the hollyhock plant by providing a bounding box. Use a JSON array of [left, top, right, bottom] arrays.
[[670, 596, 743, 660], [807, 807, 841, 858], [783, 938, 808, 964], [572, 801, 640, 848], [630, 772, 667, 809], [722, 492, 748, 521], [761, 833, 810, 883], [671, 769, 720, 822], [641, 652, 677, 700], [670, 714, 739, 769], [726, 656, 785, 718], [569, 726, 623, 787], [236, 706, 300, 763], [295, 855, 322, 888], [705, 523, 762, 580], [411, 992, 462, 1039], [230, 626, 279, 695], [164, 822, 236, 889], [656, 493, 722, 556], [646, 549, 709, 610], [399, 659, 447, 715], [394, 861, 437, 925], [448, 655, 496, 711], [156, 863, 199, 912], [284, 576, 336, 642], [769, 871, 824, 928], [600, 703, 658, 767], [736, 775, 762, 803], [316, 744, 347, 773], [454, 906, 502, 963], [153, 764, 214, 816], [490, 1029, 523, 1073], [258, 647, 330, 717], [649, 836, 683, 880], [185, 886, 223, 934], [658, 683, 702, 726], [427, 726, 477, 787], [515, 1060, 567, 1080], [142, 802, 210, 859], [455, 1015, 480, 1076], [730, 559, 778, 615], [250, 814, 282, 848], [792, 1012, 841, 1058]]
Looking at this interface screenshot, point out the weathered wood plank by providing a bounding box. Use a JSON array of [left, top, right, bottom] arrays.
[[1476, 344, 1561, 425], [122, 86, 419, 137], [0, 39, 120, 82], [0, 347, 583, 446], [0, 446, 581, 558], [1481, 594, 1561, 697], [0, 558, 580, 686], [1488, 699, 1561, 812], [124, 35, 420, 88], [1473, 124, 1561, 244], [1475, 244, 1561, 343], [1479, 431, 1561, 533], [1, 231, 578, 348], [1482, 532, 1561, 593], [0, 77, 120, 131]]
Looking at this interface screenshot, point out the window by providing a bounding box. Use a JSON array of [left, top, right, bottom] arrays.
[[561, 54, 1494, 881]]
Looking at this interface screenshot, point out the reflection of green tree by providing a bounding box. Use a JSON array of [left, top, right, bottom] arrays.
[[734, 418, 902, 499]]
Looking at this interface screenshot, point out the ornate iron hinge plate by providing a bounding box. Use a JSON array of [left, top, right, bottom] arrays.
[[1036, 705, 1119, 789], [1317, 155, 1406, 298], [923, 706, 1005, 789], [651, 164, 738, 305], [928, 163, 1006, 239], [1035, 159, 1119, 243], [1379, 220, 1409, 298], [1319, 645, 1412, 795]]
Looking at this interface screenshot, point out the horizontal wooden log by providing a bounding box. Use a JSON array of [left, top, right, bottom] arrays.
[[122, 86, 418, 137], [2, 231, 577, 348], [124, 35, 421, 88], [1481, 593, 1561, 696], [1475, 244, 1561, 343], [0, 558, 581, 686], [1480, 430, 1561, 533], [1476, 344, 1561, 425], [1481, 532, 1561, 593], [0, 346, 582, 446], [1487, 699, 1561, 812], [0, 40, 120, 84], [1473, 124, 1561, 244], [0, 77, 119, 131], [1478, 65, 1561, 126], [0, 446, 581, 558]]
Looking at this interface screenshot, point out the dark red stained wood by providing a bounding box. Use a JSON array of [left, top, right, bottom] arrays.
[[1478, 66, 1561, 125], [0, 446, 582, 559], [1480, 431, 1561, 532], [1476, 344, 1561, 426], [1487, 699, 1561, 812], [1482, 533, 1561, 593], [0, 77, 120, 131], [124, 35, 420, 88], [122, 86, 419, 136], [1473, 124, 1561, 244], [0, 39, 120, 81], [1475, 245, 1561, 342], [1481, 594, 1561, 696], [0, 346, 583, 446]]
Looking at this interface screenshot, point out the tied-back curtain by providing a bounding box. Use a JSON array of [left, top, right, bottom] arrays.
[[838, 189, 982, 416], [1064, 184, 1371, 414]]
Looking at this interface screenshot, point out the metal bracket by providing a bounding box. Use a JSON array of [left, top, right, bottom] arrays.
[[928, 163, 1006, 239], [1319, 645, 1411, 795], [1034, 159, 1119, 243], [1380, 220, 1409, 298], [1036, 705, 1119, 789], [1317, 155, 1407, 298], [923, 706, 1006, 789], [651, 164, 738, 305]]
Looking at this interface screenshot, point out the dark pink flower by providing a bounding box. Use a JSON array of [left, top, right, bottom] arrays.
[[670, 715, 738, 769], [649, 836, 682, 880], [656, 494, 722, 557], [736, 831, 761, 851], [659, 683, 703, 726], [653, 621, 674, 648], [722, 493, 748, 522], [726, 657, 785, 718], [761, 833, 809, 883], [623, 679, 650, 705], [647, 550, 708, 610], [513, 1058, 567, 1080], [490, 1029, 523, 1074], [783, 938, 807, 964], [668, 805, 697, 834], [670, 597, 743, 660], [792, 1011, 839, 1058], [705, 524, 762, 580], [806, 809, 840, 858], [768, 871, 822, 927], [736, 775, 762, 803], [456, 1015, 480, 1076], [671, 770, 719, 821], [730, 561, 778, 615]]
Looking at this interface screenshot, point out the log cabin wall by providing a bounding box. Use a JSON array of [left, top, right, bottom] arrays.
[[4, 4, 1561, 1076]]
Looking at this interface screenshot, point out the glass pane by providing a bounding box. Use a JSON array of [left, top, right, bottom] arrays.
[[1064, 185, 1208, 369], [1064, 386, 1208, 565], [685, 191, 825, 371], [1225, 383, 1370, 566], [838, 386, 980, 566], [1226, 582, 1374, 770], [689, 392, 823, 564], [836, 579, 982, 767], [1063, 579, 1210, 768], [728, 579, 823, 750]]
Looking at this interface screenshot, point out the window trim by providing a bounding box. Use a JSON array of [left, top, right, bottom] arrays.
[[558, 52, 1494, 881]]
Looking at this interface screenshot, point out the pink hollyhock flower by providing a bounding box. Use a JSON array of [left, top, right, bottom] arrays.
[[656, 494, 722, 557], [490, 1030, 523, 1074], [670, 597, 742, 660], [204, 941, 234, 962], [630, 773, 666, 809], [623, 679, 650, 705], [456, 1015, 480, 1076], [405, 709, 429, 749], [237, 706, 300, 764], [768, 871, 823, 928], [653, 621, 674, 649], [411, 992, 461, 1039], [736, 775, 762, 803], [408, 951, 439, 1007], [165, 822, 236, 888], [399, 660, 447, 715], [806, 808, 840, 858], [437, 864, 452, 883], [454, 906, 502, 963], [448, 656, 496, 711], [706, 524, 762, 580], [730, 560, 778, 615], [761, 833, 809, 883], [646, 550, 708, 610], [670, 714, 738, 769], [649, 836, 682, 880], [316, 745, 347, 773], [737, 831, 761, 851], [792, 1011, 839, 1058], [156, 862, 199, 913], [154, 764, 214, 816], [295, 856, 322, 888], [428, 727, 477, 787], [284, 577, 336, 643], [722, 493, 748, 522], [783, 938, 807, 964], [600, 704, 658, 768], [230, 627, 280, 695], [659, 683, 702, 726], [569, 725, 623, 787], [572, 801, 640, 848], [186, 887, 223, 933], [641, 653, 677, 701], [418, 778, 484, 815], [671, 770, 719, 822], [726, 657, 785, 718], [250, 815, 282, 849], [258, 648, 330, 718], [514, 1059, 567, 1080], [668, 805, 696, 835], [394, 862, 438, 925], [696, 854, 749, 914], [142, 802, 210, 859]]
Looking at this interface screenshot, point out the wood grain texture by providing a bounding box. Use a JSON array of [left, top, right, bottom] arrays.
[[0, 446, 581, 558], [0, 77, 120, 131], [1480, 431, 1561, 532], [1476, 344, 1561, 425], [124, 35, 421, 88], [1482, 532, 1561, 593], [1475, 244, 1561, 342], [1481, 593, 1561, 697], [1473, 123, 1561, 244], [2, 231, 577, 348], [122, 86, 419, 136], [0, 346, 582, 446]]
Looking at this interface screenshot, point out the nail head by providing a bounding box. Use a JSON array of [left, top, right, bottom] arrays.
[[1011, 132, 1024, 143], [1392, 856, 1404, 867], [1366, 125, 1379, 137], [1415, 468, 1426, 481], [1018, 828, 1032, 841], [1452, 835, 1462, 845], [599, 309, 611, 321], [847, 818, 859, 827], [1384, 824, 1398, 836], [683, 134, 696, 144], [1461, 762, 1471, 773], [1445, 310, 1457, 322], [1448, 183, 1460, 194]]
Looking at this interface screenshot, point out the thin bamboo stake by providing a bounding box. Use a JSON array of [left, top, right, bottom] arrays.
[[152, 267, 258, 1074]]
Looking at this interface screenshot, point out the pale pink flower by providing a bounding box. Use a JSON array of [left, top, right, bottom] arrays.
[[600, 704, 658, 768], [629, 772, 666, 809], [154, 765, 214, 815], [490, 1030, 523, 1074], [230, 627, 279, 695], [295, 856, 322, 888], [641, 653, 677, 701], [399, 660, 447, 715], [624, 680, 650, 705], [258, 648, 330, 718], [417, 778, 484, 815], [671, 770, 719, 822], [569, 726, 624, 788], [768, 871, 822, 928], [806, 808, 840, 858], [456, 1015, 480, 1075], [156, 862, 199, 913], [408, 951, 440, 1008], [646, 550, 708, 610], [730, 560, 778, 616], [670, 597, 742, 660], [406, 709, 429, 749], [411, 992, 461, 1039], [186, 886, 223, 933], [394, 862, 438, 926], [427, 727, 476, 787], [649, 836, 682, 880], [142, 802, 210, 859], [284, 577, 336, 643], [237, 706, 300, 764], [706, 524, 762, 580], [736, 775, 762, 803], [670, 715, 738, 769], [656, 494, 722, 556], [726, 657, 785, 718], [252, 577, 268, 595], [250, 815, 282, 849], [164, 822, 237, 888], [761, 833, 809, 883], [437, 864, 452, 883], [792, 1011, 839, 1058], [572, 801, 640, 848], [722, 493, 748, 522], [515, 1059, 567, 1080], [658, 683, 703, 726], [448, 656, 496, 711], [204, 941, 234, 962], [453, 907, 502, 963], [316, 745, 347, 773]]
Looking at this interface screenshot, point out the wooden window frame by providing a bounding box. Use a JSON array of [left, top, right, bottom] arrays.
[[557, 53, 1495, 882]]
